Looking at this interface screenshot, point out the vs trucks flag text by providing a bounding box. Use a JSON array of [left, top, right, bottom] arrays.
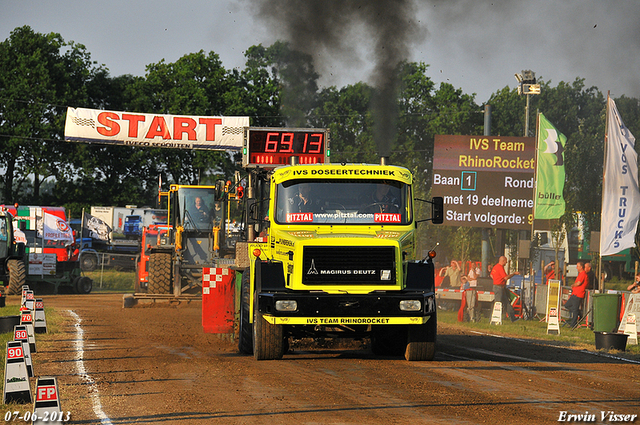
[[534, 113, 566, 219], [600, 97, 640, 256]]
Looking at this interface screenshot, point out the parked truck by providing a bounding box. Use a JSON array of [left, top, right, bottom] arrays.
[[0, 205, 91, 294], [235, 128, 444, 361], [77, 207, 167, 271]]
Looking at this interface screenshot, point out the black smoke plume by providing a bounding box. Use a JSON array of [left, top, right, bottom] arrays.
[[251, 0, 424, 158]]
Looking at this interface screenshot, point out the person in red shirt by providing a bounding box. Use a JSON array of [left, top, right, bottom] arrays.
[[564, 261, 589, 328], [490, 256, 520, 322]]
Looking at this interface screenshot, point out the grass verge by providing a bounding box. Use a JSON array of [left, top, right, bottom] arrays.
[[83, 269, 135, 292], [437, 308, 640, 361]]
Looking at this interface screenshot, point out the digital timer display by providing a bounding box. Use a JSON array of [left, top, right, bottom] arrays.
[[243, 128, 329, 167]]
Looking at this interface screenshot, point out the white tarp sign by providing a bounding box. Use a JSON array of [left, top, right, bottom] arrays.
[[65, 107, 249, 150], [600, 97, 640, 256], [618, 293, 640, 338]]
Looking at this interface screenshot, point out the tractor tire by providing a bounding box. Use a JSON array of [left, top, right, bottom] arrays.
[[80, 253, 98, 272], [238, 271, 253, 355], [74, 276, 93, 294], [404, 314, 437, 361], [148, 252, 172, 294], [371, 325, 407, 356], [7, 259, 26, 295], [253, 291, 284, 360]]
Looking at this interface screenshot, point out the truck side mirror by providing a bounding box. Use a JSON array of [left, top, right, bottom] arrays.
[[19, 221, 26, 231], [215, 180, 226, 201], [431, 197, 444, 224]]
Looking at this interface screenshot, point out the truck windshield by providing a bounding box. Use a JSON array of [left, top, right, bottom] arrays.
[[275, 179, 411, 225], [178, 188, 223, 230]]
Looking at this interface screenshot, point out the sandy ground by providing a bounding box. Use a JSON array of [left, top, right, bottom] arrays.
[[16, 293, 640, 425]]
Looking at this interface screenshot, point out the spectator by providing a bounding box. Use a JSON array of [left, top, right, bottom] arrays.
[[564, 261, 589, 329], [490, 256, 520, 322], [627, 274, 640, 294], [439, 260, 462, 288], [544, 261, 556, 284]]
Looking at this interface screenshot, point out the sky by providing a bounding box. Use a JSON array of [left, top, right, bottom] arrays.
[[2, 0, 640, 104]]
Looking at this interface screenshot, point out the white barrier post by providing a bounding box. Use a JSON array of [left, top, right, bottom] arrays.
[[547, 307, 560, 335], [32, 377, 62, 425], [34, 298, 47, 334], [624, 314, 637, 345], [20, 310, 37, 353], [3, 341, 31, 404], [13, 325, 33, 378], [25, 290, 35, 312], [490, 302, 503, 325]]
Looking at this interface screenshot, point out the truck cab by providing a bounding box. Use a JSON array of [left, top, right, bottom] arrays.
[[240, 161, 443, 361]]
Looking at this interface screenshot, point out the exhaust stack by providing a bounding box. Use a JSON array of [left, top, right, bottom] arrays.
[[380, 157, 390, 166]]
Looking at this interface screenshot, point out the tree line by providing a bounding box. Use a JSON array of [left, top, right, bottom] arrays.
[[1, 25, 639, 260]]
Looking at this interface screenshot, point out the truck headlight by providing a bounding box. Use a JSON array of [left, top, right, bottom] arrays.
[[399, 300, 421, 311], [275, 300, 298, 312]]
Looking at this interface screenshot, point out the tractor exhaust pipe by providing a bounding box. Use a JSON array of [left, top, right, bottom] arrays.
[[380, 156, 390, 166]]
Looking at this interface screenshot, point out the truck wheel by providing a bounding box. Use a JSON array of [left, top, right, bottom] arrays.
[[405, 314, 437, 361], [74, 276, 93, 294], [80, 254, 97, 272], [7, 259, 26, 295], [148, 252, 172, 294], [253, 291, 284, 360], [238, 271, 253, 354], [371, 325, 407, 356]]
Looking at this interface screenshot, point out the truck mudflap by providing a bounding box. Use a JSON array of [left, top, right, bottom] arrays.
[[256, 292, 436, 325]]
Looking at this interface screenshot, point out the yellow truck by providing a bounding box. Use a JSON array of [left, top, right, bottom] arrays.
[[238, 128, 443, 361]]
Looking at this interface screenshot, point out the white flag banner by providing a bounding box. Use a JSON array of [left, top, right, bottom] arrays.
[[600, 97, 640, 256], [65, 107, 249, 150], [43, 212, 74, 244]]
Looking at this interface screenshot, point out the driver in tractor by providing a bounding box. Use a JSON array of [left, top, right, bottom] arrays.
[[191, 196, 210, 222]]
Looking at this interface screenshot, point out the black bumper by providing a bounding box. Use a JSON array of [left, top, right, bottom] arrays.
[[257, 291, 436, 318]]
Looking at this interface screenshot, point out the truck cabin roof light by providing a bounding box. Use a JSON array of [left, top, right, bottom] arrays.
[[428, 250, 436, 259]]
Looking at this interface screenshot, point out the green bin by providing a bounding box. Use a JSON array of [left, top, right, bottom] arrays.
[[592, 293, 620, 333]]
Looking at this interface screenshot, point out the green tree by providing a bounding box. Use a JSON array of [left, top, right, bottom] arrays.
[[0, 26, 99, 204]]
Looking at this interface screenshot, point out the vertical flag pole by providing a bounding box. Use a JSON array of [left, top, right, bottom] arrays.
[[80, 208, 85, 250], [599, 92, 610, 293], [532, 111, 540, 280]]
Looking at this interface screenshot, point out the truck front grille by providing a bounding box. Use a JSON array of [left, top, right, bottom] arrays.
[[302, 246, 396, 285]]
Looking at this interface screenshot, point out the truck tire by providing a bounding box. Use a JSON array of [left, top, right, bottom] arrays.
[[148, 252, 172, 294], [238, 271, 253, 354], [74, 276, 93, 294], [371, 325, 407, 356], [405, 314, 437, 361], [253, 291, 284, 360], [7, 259, 26, 295], [80, 254, 98, 272]]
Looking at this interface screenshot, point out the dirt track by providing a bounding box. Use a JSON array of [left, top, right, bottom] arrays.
[[22, 294, 640, 424]]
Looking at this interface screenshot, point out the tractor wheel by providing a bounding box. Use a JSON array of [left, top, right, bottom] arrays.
[[80, 253, 98, 272], [148, 252, 172, 294], [371, 325, 407, 356], [7, 259, 26, 295], [253, 291, 284, 360], [404, 314, 437, 361], [238, 271, 253, 354], [74, 276, 93, 294]]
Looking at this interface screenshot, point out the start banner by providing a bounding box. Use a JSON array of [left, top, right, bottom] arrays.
[[64, 107, 249, 150]]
